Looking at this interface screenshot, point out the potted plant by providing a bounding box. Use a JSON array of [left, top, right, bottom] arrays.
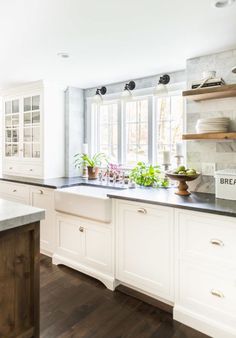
[[106, 163, 122, 181], [129, 162, 168, 187], [74, 152, 107, 180]]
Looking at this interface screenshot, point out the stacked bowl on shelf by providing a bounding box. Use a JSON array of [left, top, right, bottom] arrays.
[[196, 117, 230, 133]]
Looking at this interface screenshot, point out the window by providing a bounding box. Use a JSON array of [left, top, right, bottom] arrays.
[[89, 89, 184, 166], [125, 99, 149, 166], [155, 95, 183, 163], [91, 101, 119, 163]]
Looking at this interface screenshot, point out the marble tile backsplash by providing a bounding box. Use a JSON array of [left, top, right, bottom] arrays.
[[186, 48, 236, 194]]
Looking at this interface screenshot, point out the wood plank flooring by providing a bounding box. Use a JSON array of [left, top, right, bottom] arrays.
[[40, 255, 209, 338]]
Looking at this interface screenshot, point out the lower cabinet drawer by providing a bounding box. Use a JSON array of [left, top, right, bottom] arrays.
[[177, 210, 236, 266], [3, 163, 20, 174], [179, 262, 236, 329], [18, 164, 43, 177], [3, 162, 43, 177], [0, 181, 30, 203]]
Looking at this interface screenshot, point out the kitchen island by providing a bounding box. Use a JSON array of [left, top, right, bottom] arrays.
[[0, 199, 45, 338]]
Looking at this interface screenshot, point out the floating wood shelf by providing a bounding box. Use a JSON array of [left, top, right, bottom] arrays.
[[182, 132, 236, 140], [182, 84, 236, 101]]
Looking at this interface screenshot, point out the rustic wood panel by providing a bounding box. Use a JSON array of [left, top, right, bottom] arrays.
[[0, 222, 39, 338]]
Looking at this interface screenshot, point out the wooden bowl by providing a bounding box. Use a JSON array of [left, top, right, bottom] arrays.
[[166, 172, 200, 196]]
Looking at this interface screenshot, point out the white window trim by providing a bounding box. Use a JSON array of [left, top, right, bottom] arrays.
[[86, 82, 186, 166]]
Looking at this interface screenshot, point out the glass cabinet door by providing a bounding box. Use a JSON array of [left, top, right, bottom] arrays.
[[4, 99, 20, 157], [23, 95, 41, 159]]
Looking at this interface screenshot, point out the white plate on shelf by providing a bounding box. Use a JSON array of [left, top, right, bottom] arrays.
[[198, 117, 230, 123]]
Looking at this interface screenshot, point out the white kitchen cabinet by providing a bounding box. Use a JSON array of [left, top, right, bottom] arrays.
[[176, 209, 236, 267], [53, 212, 115, 290], [115, 200, 174, 302], [53, 214, 83, 260], [82, 220, 112, 274], [30, 186, 55, 256], [174, 209, 236, 338], [0, 180, 55, 257], [0, 181, 30, 204], [2, 80, 65, 178]]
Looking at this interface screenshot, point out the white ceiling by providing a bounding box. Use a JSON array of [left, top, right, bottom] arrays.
[[0, 0, 236, 91]]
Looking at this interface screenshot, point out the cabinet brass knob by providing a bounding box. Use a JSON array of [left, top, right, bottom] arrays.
[[137, 208, 147, 214], [79, 226, 84, 232], [210, 239, 224, 247], [211, 289, 224, 298]]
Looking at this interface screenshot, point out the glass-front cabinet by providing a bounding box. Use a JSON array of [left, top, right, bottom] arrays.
[[5, 99, 20, 158], [23, 95, 41, 159], [2, 80, 65, 179], [4, 94, 41, 161]]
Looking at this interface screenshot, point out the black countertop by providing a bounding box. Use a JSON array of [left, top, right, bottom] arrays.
[[0, 175, 84, 189], [107, 187, 236, 218], [1, 175, 236, 218]]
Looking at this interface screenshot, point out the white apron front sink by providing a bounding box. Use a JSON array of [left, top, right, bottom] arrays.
[[54, 185, 116, 223]]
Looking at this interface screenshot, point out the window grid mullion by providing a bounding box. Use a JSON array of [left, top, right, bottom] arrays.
[[121, 100, 126, 165], [148, 96, 153, 164], [97, 105, 101, 154]]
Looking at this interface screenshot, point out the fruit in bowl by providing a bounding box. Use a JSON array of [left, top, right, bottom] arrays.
[[166, 166, 200, 196], [173, 166, 197, 176]]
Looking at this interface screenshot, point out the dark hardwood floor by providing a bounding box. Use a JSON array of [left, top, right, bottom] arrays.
[[40, 255, 209, 338]]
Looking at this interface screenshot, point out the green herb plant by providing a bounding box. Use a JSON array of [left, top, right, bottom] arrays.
[[74, 152, 107, 168], [129, 162, 168, 187]]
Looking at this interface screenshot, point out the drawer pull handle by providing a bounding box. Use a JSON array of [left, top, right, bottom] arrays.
[[29, 169, 33, 171], [137, 208, 147, 214], [211, 289, 224, 298], [79, 226, 84, 232], [12, 189, 17, 193], [9, 167, 13, 170], [210, 239, 224, 247], [38, 190, 43, 194]]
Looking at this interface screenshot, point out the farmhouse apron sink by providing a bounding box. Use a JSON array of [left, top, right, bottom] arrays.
[[54, 185, 118, 222]]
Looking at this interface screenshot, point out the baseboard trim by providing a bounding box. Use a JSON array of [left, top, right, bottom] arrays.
[[52, 253, 116, 290], [117, 284, 173, 314], [174, 305, 236, 338], [40, 248, 53, 257]]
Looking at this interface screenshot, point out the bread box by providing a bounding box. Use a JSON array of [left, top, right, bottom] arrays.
[[215, 169, 236, 200]]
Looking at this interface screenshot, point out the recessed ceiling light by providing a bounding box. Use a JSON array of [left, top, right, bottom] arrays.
[[57, 52, 70, 59], [213, 0, 236, 8]]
